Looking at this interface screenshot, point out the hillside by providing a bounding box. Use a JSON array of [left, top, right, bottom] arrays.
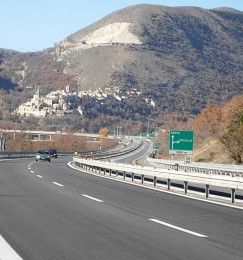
[[193, 138, 234, 164], [0, 4, 243, 132]]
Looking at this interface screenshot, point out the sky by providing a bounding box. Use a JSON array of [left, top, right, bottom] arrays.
[[1, 0, 243, 52]]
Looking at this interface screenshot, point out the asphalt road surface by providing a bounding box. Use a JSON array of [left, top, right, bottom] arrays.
[[0, 156, 243, 259]]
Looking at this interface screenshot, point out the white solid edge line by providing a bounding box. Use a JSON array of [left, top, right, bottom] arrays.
[[149, 219, 207, 238], [36, 175, 43, 178], [67, 161, 243, 210], [0, 235, 23, 260], [52, 182, 64, 187], [82, 194, 104, 202]]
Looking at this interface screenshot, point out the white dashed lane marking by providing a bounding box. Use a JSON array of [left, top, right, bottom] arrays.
[[82, 194, 104, 202], [149, 219, 207, 238], [52, 182, 64, 187]]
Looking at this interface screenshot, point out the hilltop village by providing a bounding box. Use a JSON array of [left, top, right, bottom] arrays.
[[13, 86, 154, 118], [14, 86, 82, 117], [14, 86, 105, 117]]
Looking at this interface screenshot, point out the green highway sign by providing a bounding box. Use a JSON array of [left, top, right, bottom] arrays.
[[169, 130, 194, 154], [140, 132, 155, 138], [153, 143, 160, 150]]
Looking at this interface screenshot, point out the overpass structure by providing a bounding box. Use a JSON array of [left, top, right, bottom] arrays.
[[0, 129, 99, 141]]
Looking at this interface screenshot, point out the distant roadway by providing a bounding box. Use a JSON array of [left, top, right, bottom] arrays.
[[0, 154, 243, 259]]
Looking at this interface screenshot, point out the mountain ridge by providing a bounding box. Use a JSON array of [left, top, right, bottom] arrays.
[[0, 4, 243, 132]]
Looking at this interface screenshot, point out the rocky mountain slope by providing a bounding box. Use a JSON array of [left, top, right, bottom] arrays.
[[0, 4, 243, 130]]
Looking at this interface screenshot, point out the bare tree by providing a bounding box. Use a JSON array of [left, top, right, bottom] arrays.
[[194, 103, 222, 136], [99, 128, 109, 142], [222, 95, 243, 129], [218, 125, 243, 163]]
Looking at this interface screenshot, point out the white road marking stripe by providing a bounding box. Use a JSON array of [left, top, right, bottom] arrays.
[[0, 235, 23, 260], [30, 170, 34, 173], [36, 175, 43, 178], [52, 182, 64, 187], [149, 219, 207, 238], [82, 194, 104, 202]]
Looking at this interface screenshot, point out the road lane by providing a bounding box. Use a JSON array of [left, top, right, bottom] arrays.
[[0, 157, 243, 259], [31, 157, 243, 256]]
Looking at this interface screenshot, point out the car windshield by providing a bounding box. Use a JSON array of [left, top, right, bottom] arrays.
[[38, 150, 49, 154]]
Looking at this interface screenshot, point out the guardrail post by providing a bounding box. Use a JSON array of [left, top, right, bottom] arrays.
[[141, 174, 144, 184], [132, 173, 134, 182], [231, 188, 235, 204], [99, 167, 101, 174], [123, 171, 126, 180], [154, 176, 157, 187], [109, 169, 112, 177], [184, 181, 188, 194], [206, 184, 209, 198], [167, 179, 171, 190], [116, 170, 118, 177]]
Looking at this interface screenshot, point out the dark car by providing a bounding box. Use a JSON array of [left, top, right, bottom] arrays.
[[49, 149, 57, 158], [36, 150, 51, 162]]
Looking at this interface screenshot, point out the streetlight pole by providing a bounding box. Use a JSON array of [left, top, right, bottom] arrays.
[[116, 126, 122, 140]]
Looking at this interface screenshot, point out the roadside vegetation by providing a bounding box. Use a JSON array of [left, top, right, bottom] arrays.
[[4, 132, 117, 153], [155, 95, 243, 164]]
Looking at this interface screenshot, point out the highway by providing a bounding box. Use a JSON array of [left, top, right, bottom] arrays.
[[0, 156, 243, 259]]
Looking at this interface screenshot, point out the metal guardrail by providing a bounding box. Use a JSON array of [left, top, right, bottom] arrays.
[[0, 151, 36, 158], [0, 140, 141, 159], [77, 141, 143, 160], [148, 159, 243, 178], [73, 157, 243, 204], [0, 150, 74, 159]]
